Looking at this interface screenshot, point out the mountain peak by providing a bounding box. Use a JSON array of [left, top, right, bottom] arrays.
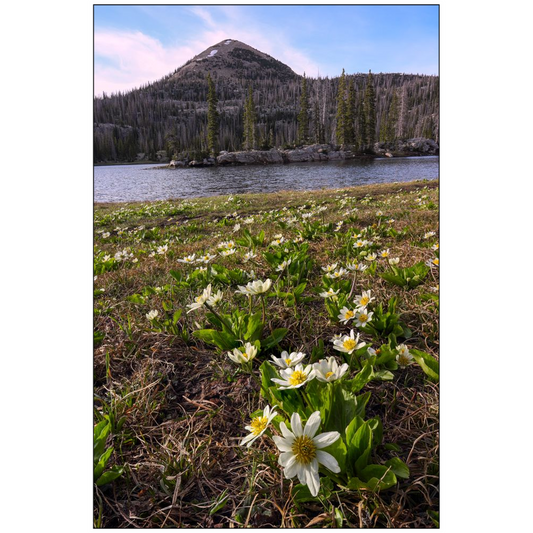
[[171, 40, 298, 83]]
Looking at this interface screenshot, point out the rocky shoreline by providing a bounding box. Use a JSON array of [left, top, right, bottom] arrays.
[[165, 138, 438, 169]]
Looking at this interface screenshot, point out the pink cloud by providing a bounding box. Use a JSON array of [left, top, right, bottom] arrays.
[[94, 30, 198, 95]]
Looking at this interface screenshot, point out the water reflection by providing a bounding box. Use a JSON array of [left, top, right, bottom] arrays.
[[94, 156, 439, 203]]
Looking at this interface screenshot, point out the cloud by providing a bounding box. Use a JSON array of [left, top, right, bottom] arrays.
[[94, 30, 198, 95], [94, 7, 323, 95]]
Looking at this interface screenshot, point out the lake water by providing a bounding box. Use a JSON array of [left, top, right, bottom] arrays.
[[94, 156, 439, 203]]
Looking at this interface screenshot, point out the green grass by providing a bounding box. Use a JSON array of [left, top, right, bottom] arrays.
[[94, 179, 439, 528]]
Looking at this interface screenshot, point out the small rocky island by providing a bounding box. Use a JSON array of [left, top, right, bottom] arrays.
[[166, 138, 438, 168]]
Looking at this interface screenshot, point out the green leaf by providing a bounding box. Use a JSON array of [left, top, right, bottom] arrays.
[[172, 309, 182, 325], [209, 490, 229, 515], [353, 391, 371, 419], [94, 330, 105, 345], [384, 457, 410, 479], [373, 370, 394, 381], [334, 508, 344, 528], [352, 423, 373, 475], [367, 417, 383, 447], [379, 272, 407, 287], [245, 313, 264, 342], [305, 379, 330, 416], [344, 416, 364, 460], [193, 329, 238, 351], [359, 464, 397, 490], [326, 384, 357, 435], [261, 328, 288, 350], [411, 349, 439, 382], [127, 294, 145, 304], [292, 477, 332, 502], [427, 510, 439, 527], [322, 435, 347, 474], [93, 420, 111, 463], [383, 443, 401, 452], [95, 465, 123, 486], [343, 360, 374, 393], [94, 446, 113, 480]]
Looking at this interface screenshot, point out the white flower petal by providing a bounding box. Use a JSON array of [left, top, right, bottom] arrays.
[[291, 412, 303, 437], [240, 433, 256, 445], [316, 450, 341, 473], [272, 435, 293, 452], [303, 411, 321, 438], [279, 452, 296, 468], [296, 463, 307, 485], [313, 431, 340, 449], [305, 460, 320, 497], [279, 422, 295, 441]]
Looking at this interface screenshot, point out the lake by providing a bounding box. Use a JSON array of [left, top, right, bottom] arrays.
[[94, 156, 439, 203]]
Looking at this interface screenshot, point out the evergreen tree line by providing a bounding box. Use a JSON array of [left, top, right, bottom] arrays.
[[94, 71, 438, 162]]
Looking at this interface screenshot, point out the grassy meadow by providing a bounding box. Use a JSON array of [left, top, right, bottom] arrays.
[[93, 179, 439, 528]]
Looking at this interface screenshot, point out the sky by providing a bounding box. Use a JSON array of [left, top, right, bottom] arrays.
[[94, 4, 438, 96]]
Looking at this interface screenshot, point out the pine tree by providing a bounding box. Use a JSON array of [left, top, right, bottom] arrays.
[[364, 70, 376, 147], [386, 89, 399, 142], [206, 74, 219, 155], [243, 85, 256, 150], [269, 127, 275, 149], [345, 78, 356, 145], [335, 69, 347, 146], [297, 74, 310, 145], [356, 97, 366, 151], [313, 100, 323, 144]]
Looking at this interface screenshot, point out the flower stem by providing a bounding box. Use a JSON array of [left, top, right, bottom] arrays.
[[205, 303, 233, 332], [348, 271, 358, 299], [261, 295, 266, 324]]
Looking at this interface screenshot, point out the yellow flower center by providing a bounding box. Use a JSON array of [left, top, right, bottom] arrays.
[[398, 354, 410, 366], [292, 435, 317, 464], [360, 296, 369, 306], [343, 338, 357, 351], [433, 258, 439, 265], [285, 358, 292, 366], [195, 295, 203, 303], [288, 370, 308, 386], [345, 310, 354, 320], [359, 314, 368, 323], [325, 371, 334, 379], [250, 416, 268, 436]]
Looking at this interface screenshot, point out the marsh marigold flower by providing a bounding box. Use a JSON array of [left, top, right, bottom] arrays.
[[227, 342, 258, 364], [271, 351, 306, 369], [396, 344, 414, 367], [186, 284, 212, 313], [271, 364, 315, 390], [353, 290, 375, 311], [313, 357, 349, 383], [236, 279, 272, 296], [273, 411, 340, 497], [338, 306, 356, 324], [332, 330, 366, 355], [240, 405, 278, 448]]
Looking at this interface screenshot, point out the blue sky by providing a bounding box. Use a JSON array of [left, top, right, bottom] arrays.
[[94, 5, 439, 96]]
